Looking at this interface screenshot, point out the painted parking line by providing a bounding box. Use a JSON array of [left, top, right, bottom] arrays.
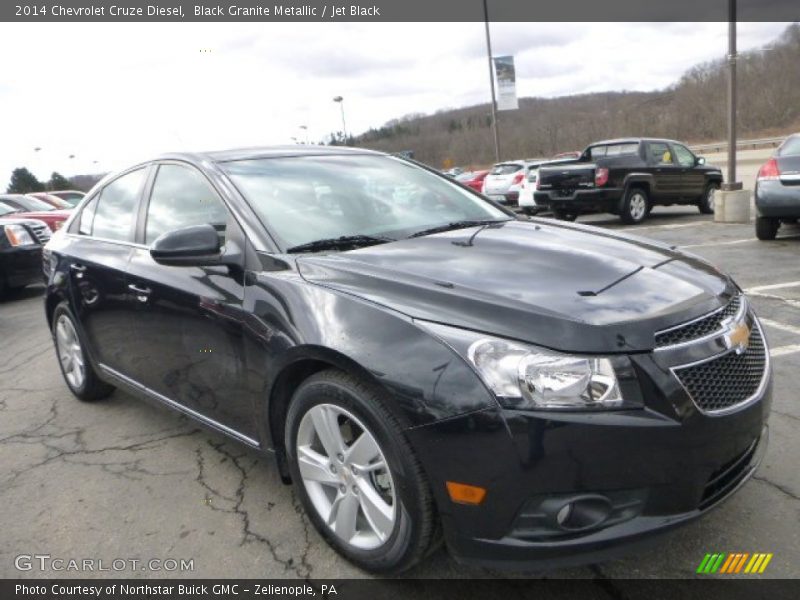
[[746, 281, 800, 293], [770, 344, 800, 358], [682, 234, 800, 249], [760, 318, 800, 337], [633, 222, 710, 232]]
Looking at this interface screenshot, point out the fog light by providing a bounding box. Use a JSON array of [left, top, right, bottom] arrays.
[[556, 503, 573, 526], [553, 496, 612, 531]]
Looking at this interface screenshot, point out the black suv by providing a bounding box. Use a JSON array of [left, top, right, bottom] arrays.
[[535, 138, 723, 223], [44, 146, 769, 573]]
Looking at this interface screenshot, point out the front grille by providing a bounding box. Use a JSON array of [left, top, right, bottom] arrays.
[[674, 325, 767, 413], [656, 295, 741, 347], [700, 438, 758, 509], [29, 223, 51, 244]]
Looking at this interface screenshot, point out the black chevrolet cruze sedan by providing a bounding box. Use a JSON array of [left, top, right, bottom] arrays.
[[44, 146, 771, 573]]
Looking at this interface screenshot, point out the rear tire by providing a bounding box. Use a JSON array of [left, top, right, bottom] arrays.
[[755, 216, 779, 241], [52, 303, 115, 402], [285, 369, 438, 574], [698, 184, 717, 215], [620, 187, 650, 224], [553, 209, 578, 222]]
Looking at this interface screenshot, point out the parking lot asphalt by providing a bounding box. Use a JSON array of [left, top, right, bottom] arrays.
[[1, 206, 799, 580]]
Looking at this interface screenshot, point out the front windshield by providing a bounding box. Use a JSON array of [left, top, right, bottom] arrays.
[[222, 154, 509, 250]]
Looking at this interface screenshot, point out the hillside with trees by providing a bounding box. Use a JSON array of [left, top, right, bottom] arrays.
[[354, 23, 800, 167]]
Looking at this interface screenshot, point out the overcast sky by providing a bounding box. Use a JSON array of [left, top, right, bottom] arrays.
[[0, 21, 791, 188]]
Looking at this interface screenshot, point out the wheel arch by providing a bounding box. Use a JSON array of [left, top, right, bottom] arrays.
[[266, 346, 405, 484]]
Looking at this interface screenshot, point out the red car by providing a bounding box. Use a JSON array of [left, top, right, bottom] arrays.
[[29, 192, 74, 210], [456, 169, 490, 192], [0, 194, 71, 232]]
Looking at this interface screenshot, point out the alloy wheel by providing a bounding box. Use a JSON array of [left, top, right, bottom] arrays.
[[55, 314, 85, 389], [296, 403, 397, 550], [629, 193, 646, 220]]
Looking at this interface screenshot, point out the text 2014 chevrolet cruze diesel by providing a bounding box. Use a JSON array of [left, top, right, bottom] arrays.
[[44, 147, 771, 573]]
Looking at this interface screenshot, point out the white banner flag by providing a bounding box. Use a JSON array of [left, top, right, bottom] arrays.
[[493, 55, 518, 111]]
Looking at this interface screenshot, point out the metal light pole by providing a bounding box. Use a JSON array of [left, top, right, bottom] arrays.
[[483, 0, 500, 163], [724, 0, 742, 191], [333, 96, 348, 145]]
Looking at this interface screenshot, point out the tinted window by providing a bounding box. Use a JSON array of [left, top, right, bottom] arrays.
[[91, 168, 146, 241], [490, 163, 523, 175], [589, 143, 639, 159], [0, 201, 17, 216], [78, 196, 99, 235], [672, 144, 696, 167], [778, 135, 800, 157], [646, 142, 673, 165], [145, 164, 228, 244]]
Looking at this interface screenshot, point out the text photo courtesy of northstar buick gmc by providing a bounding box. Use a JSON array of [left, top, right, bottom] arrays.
[[43, 146, 770, 574], [534, 138, 723, 224]]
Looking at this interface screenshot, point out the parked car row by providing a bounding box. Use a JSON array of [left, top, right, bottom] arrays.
[[0, 190, 83, 297], [0, 202, 51, 297]]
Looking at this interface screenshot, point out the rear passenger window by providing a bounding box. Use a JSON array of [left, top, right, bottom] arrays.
[[145, 164, 228, 245], [91, 169, 146, 241]]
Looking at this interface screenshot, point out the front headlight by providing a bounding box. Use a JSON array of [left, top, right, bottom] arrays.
[[4, 224, 36, 246], [419, 321, 638, 411]]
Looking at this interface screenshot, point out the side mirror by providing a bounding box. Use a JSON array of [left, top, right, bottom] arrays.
[[696, 156, 706, 165], [150, 224, 225, 267]]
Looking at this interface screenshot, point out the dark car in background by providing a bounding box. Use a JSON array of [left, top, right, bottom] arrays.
[[0, 194, 71, 232], [0, 202, 50, 297], [45, 146, 770, 574], [755, 133, 800, 240], [535, 138, 723, 223]]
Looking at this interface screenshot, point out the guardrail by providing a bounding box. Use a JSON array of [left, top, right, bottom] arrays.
[[689, 136, 784, 154]]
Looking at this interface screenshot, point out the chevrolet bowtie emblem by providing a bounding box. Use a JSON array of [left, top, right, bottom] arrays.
[[725, 320, 751, 355]]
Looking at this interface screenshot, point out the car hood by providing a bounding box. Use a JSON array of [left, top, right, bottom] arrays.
[[296, 220, 735, 353]]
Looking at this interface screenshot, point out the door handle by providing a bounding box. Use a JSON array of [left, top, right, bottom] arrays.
[[128, 283, 151, 302], [69, 263, 87, 277]]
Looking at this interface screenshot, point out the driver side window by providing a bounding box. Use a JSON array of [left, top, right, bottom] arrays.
[[145, 164, 229, 245], [672, 144, 696, 168]]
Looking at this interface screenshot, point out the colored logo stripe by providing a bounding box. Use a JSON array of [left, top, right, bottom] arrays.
[[697, 552, 772, 574]]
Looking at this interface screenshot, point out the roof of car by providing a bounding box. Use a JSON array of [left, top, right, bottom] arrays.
[[158, 145, 384, 164], [589, 138, 681, 146]]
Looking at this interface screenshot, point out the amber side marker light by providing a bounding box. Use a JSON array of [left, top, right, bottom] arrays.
[[446, 481, 487, 505]]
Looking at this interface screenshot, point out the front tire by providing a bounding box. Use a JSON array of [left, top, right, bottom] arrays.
[[620, 187, 650, 224], [52, 303, 115, 402], [285, 370, 438, 574], [755, 216, 779, 241], [698, 184, 717, 215]]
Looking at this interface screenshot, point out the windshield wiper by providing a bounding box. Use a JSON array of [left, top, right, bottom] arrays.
[[407, 219, 510, 239], [286, 234, 395, 254]]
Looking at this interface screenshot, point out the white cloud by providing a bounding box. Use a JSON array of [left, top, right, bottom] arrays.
[[0, 21, 790, 188]]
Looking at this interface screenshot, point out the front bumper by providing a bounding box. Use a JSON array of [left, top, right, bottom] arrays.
[[1, 246, 44, 288], [534, 188, 621, 213], [755, 180, 800, 218], [405, 354, 771, 570]]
